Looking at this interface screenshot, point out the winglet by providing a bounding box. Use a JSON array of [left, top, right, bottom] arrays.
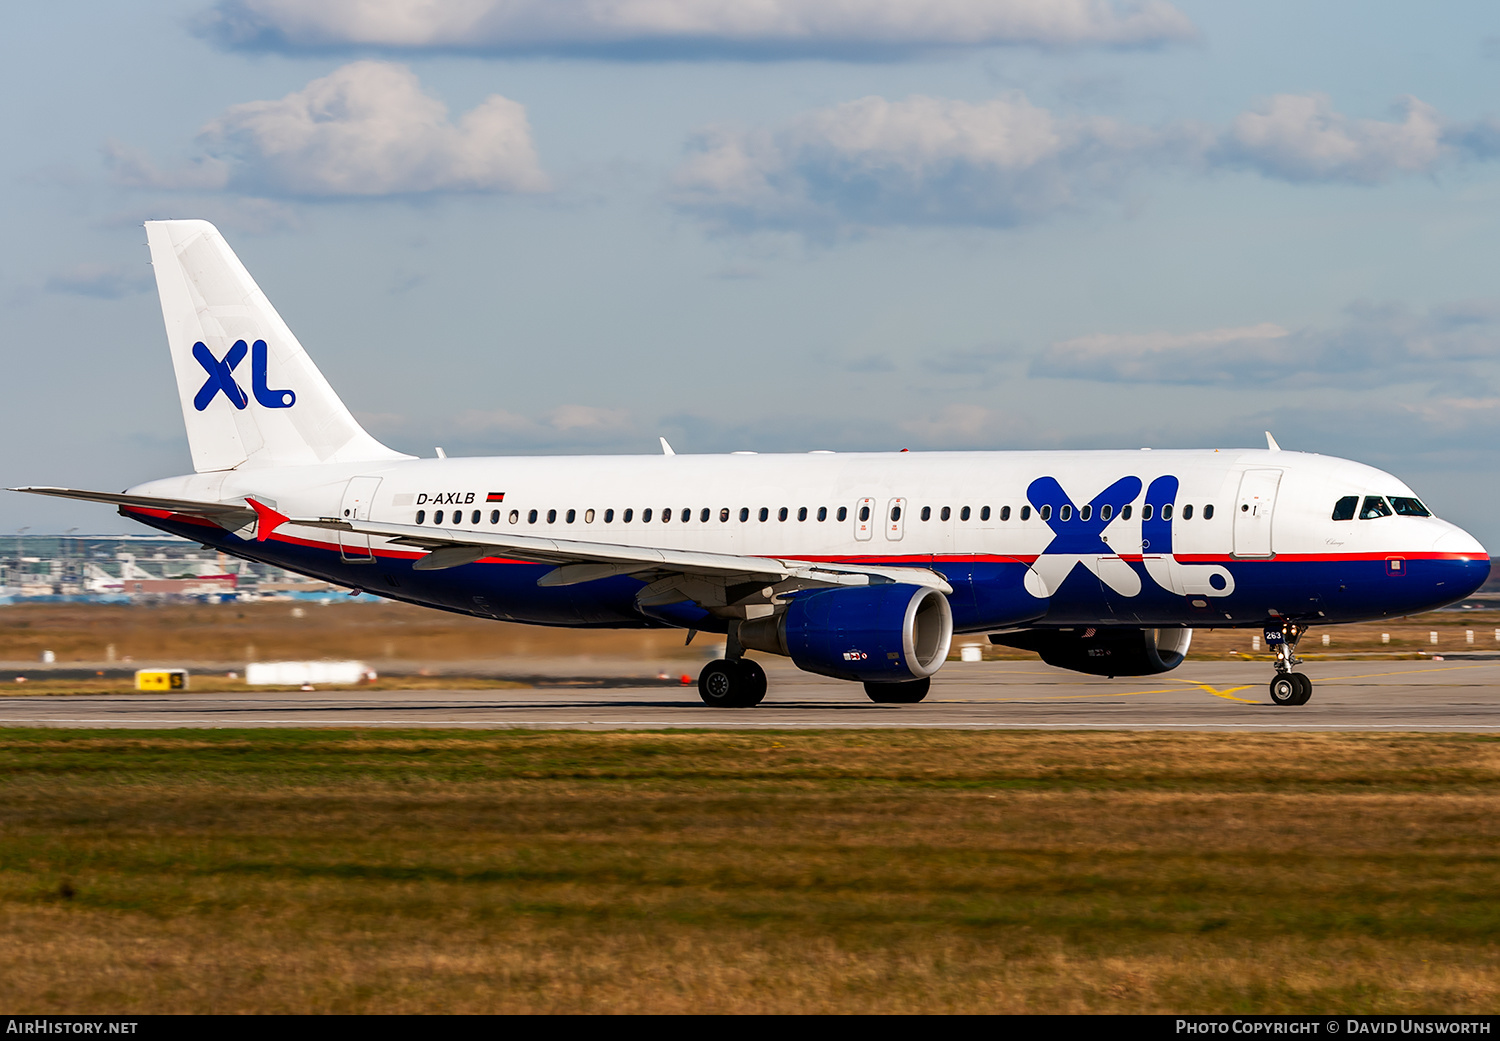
[[246, 498, 290, 542], [1265, 431, 1282, 451], [659, 437, 676, 456]]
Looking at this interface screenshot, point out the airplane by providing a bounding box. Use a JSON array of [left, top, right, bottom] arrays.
[[13, 220, 1491, 708]]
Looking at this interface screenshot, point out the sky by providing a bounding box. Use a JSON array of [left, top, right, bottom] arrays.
[[3, 1, 1500, 544]]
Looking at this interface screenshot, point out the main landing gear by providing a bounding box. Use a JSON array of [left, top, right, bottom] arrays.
[[693, 621, 768, 717], [1265, 621, 1313, 706], [698, 657, 767, 707], [698, 625, 766, 707]]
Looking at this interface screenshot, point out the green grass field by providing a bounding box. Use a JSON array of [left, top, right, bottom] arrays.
[[1, 729, 1496, 1013]]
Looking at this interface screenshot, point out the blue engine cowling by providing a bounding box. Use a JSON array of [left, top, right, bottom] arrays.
[[739, 584, 954, 682]]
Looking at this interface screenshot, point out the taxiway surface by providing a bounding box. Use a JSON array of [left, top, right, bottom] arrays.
[[0, 659, 1496, 730]]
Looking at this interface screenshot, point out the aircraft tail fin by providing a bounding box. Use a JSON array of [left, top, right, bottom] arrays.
[[145, 219, 412, 473]]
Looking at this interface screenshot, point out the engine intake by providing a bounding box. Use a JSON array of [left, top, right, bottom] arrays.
[[740, 584, 953, 682], [989, 627, 1192, 676]]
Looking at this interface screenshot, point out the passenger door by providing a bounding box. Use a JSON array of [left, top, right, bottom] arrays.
[[1233, 469, 1282, 558], [338, 476, 383, 562]]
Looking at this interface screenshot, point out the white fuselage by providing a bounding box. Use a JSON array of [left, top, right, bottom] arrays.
[[127, 446, 1488, 632]]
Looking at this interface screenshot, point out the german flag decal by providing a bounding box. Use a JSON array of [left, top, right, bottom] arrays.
[[486, 491, 506, 502]]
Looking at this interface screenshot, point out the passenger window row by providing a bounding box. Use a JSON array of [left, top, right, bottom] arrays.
[[912, 503, 1208, 521], [1331, 495, 1431, 521], [414, 505, 857, 526], [917, 505, 997, 521], [411, 500, 1216, 527], [1013, 503, 1212, 523]]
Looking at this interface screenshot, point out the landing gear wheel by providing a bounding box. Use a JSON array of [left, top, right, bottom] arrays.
[[1269, 675, 1297, 706], [1291, 672, 1313, 705], [736, 659, 767, 706], [863, 676, 931, 704], [698, 658, 766, 708], [1269, 673, 1312, 706]]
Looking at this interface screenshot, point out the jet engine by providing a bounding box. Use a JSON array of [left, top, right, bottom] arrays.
[[739, 584, 953, 682], [989, 627, 1192, 677]]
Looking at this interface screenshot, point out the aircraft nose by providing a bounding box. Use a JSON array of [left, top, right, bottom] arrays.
[[1434, 526, 1487, 557], [1430, 523, 1490, 603]]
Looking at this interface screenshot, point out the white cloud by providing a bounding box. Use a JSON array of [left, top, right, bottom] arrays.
[[197, 61, 549, 197], [1031, 304, 1500, 387], [672, 90, 1500, 234], [1038, 323, 1291, 381], [202, 0, 1197, 58], [108, 62, 548, 200], [671, 92, 1195, 233], [1217, 94, 1447, 183], [455, 405, 635, 438]]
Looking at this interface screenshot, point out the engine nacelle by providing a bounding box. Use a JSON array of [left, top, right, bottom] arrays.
[[989, 627, 1192, 677], [740, 584, 954, 682]]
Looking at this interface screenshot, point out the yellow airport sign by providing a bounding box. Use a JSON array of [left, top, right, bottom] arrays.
[[134, 669, 188, 691]]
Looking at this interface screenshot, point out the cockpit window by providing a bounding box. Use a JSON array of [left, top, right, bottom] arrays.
[[1389, 497, 1431, 517], [1360, 496, 1392, 520], [1331, 496, 1357, 521]]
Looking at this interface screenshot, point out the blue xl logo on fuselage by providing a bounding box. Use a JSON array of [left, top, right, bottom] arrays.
[[192, 339, 295, 411], [1023, 474, 1234, 599], [1027, 475, 1142, 556]]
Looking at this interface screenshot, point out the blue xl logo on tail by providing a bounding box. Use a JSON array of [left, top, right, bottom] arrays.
[[192, 339, 295, 411]]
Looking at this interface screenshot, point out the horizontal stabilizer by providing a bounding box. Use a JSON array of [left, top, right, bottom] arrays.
[[10, 486, 256, 531]]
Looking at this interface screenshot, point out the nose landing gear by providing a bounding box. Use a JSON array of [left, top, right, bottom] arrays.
[[1268, 671, 1312, 706], [1265, 621, 1312, 705]]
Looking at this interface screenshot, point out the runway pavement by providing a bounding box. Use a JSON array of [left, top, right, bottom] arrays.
[[0, 658, 1497, 730]]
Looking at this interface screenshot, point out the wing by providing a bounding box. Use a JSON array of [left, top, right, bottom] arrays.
[[297, 516, 953, 610], [10, 486, 256, 531]]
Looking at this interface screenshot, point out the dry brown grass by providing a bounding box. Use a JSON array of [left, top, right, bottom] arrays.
[[0, 730, 1496, 1013], [0, 601, 704, 664], [0, 677, 535, 696]]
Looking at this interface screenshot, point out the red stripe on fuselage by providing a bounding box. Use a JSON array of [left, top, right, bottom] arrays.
[[1172, 552, 1482, 563], [123, 506, 189, 521]]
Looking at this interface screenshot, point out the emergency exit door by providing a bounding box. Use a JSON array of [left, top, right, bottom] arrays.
[[885, 498, 907, 541]]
